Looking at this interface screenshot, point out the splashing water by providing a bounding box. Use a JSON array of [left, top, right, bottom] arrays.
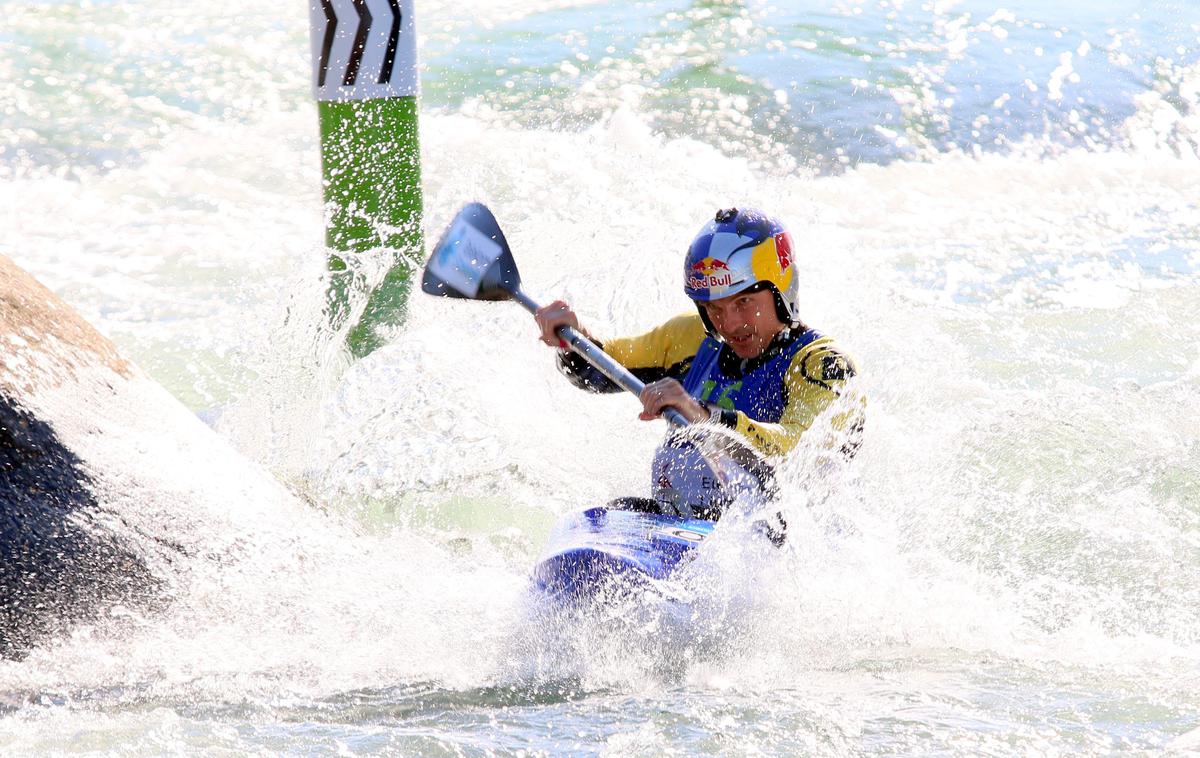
[[2, 0, 1199, 754]]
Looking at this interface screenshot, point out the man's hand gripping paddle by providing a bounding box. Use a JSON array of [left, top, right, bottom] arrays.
[[420, 203, 692, 428]]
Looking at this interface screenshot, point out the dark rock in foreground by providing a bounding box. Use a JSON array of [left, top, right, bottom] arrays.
[[0, 254, 316, 659], [0, 401, 161, 658]]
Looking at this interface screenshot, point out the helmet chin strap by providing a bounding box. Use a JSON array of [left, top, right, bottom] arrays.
[[770, 289, 796, 327], [695, 301, 719, 339]]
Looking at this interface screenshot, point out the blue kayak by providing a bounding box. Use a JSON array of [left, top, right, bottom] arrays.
[[531, 506, 716, 601]]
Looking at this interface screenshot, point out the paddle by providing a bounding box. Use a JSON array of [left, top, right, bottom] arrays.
[[421, 203, 691, 428]]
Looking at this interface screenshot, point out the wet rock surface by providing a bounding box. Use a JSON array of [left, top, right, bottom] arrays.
[[0, 397, 159, 659]]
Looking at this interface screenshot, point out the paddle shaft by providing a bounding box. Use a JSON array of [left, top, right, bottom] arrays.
[[509, 287, 690, 428]]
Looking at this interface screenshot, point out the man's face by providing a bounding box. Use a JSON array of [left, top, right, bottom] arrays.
[[700, 287, 787, 359]]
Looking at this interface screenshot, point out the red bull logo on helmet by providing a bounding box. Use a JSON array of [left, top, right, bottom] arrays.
[[775, 233, 792, 271], [688, 256, 734, 289]]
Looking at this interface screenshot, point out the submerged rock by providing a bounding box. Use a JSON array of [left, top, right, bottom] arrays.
[[0, 400, 161, 658], [0, 254, 314, 659]]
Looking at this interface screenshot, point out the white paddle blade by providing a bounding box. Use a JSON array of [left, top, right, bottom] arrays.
[[421, 202, 521, 301]]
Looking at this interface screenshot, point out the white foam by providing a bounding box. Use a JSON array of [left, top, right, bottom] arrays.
[[3, 3, 1200, 721]]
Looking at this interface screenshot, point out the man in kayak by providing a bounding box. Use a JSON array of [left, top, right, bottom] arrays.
[[535, 207, 864, 519]]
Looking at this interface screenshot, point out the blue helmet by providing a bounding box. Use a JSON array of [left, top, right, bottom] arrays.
[[683, 208, 799, 330]]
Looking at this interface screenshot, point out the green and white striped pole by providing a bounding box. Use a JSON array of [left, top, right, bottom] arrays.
[[309, 0, 421, 358]]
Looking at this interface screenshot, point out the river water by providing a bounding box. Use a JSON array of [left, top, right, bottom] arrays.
[[2, 0, 1199, 755]]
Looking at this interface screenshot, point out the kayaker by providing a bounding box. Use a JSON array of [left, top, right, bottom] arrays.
[[535, 207, 864, 519]]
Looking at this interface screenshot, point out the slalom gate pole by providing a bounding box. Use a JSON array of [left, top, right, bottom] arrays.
[[308, 0, 422, 358]]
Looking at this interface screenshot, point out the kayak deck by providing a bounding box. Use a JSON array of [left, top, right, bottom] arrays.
[[531, 506, 715, 601]]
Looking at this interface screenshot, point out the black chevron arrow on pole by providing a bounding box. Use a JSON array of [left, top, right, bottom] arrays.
[[343, 0, 374, 86], [317, 0, 337, 87], [378, 0, 402, 84]]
